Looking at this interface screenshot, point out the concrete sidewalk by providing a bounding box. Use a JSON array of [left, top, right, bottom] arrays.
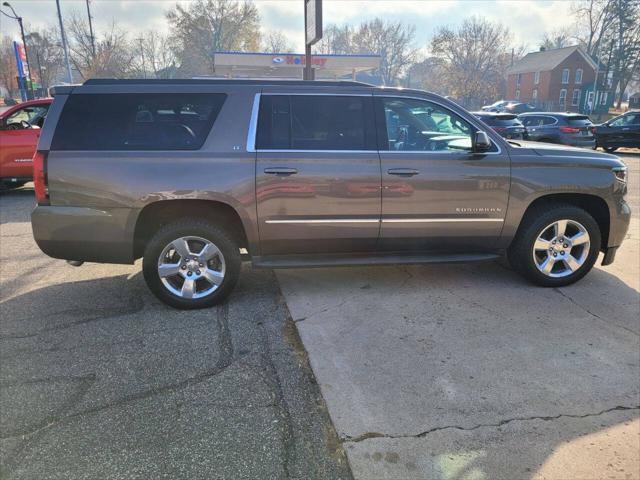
[[277, 155, 640, 479]]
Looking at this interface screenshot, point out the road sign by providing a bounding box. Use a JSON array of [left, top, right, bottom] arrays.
[[305, 0, 322, 46]]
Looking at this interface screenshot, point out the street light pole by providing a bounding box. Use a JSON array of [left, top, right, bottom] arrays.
[[2, 2, 34, 99], [55, 0, 73, 84], [85, 0, 96, 58]]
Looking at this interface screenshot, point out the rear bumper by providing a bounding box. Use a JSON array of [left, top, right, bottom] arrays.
[[564, 136, 596, 148], [31, 205, 136, 264]]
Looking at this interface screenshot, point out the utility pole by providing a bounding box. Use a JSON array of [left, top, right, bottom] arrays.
[[85, 0, 96, 58], [56, 0, 74, 83]]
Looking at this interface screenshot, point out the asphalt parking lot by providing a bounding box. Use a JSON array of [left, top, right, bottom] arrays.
[[0, 191, 352, 479], [1, 150, 639, 480], [278, 150, 640, 479]]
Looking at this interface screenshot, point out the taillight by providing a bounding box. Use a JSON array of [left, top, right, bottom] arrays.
[[493, 127, 506, 132], [560, 126, 580, 134], [33, 150, 49, 205]]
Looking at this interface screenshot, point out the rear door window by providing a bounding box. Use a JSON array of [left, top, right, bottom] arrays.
[[256, 94, 376, 150], [51, 93, 226, 150]]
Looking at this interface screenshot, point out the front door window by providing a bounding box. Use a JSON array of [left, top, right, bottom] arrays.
[[379, 97, 474, 153]]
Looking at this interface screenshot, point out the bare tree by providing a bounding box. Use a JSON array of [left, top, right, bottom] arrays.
[[430, 17, 513, 108], [314, 20, 416, 84], [166, 0, 261, 76], [261, 30, 294, 53], [315, 24, 354, 55], [24, 28, 62, 90], [0, 36, 19, 95], [541, 28, 574, 50], [351, 19, 417, 85], [133, 31, 178, 79], [66, 12, 135, 79], [572, 0, 616, 56]]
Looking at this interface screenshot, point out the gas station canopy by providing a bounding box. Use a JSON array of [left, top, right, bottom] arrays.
[[211, 52, 381, 80]]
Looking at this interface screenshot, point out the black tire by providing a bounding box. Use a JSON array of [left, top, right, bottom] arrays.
[[507, 204, 601, 287], [142, 219, 241, 309], [603, 146, 618, 153]]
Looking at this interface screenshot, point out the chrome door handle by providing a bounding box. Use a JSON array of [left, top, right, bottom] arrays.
[[264, 167, 298, 176], [387, 168, 419, 177]]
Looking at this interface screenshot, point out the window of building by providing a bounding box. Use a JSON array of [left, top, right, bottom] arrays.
[[532, 89, 538, 101], [562, 69, 570, 84], [516, 73, 522, 87], [559, 89, 567, 105], [51, 93, 226, 151], [571, 89, 581, 106], [575, 68, 583, 84], [256, 95, 375, 151], [515, 89, 520, 100], [600, 91, 608, 105], [377, 97, 475, 152], [534, 71, 540, 85]]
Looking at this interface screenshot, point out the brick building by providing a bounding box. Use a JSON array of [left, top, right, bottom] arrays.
[[506, 45, 613, 114]]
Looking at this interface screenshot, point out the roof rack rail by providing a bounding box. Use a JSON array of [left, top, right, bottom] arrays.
[[82, 78, 371, 87]]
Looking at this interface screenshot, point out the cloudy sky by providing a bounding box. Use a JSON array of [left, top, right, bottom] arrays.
[[1, 0, 574, 52]]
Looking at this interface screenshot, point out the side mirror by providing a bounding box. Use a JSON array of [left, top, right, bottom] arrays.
[[473, 131, 492, 153]]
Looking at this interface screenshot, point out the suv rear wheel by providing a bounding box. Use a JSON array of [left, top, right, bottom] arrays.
[[142, 219, 241, 309], [508, 205, 601, 287]]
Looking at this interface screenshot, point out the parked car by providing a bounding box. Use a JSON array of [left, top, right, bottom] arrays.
[[472, 112, 527, 139], [503, 102, 537, 114], [31, 79, 629, 309], [518, 112, 596, 148], [481, 100, 518, 112], [593, 110, 640, 152], [0, 98, 53, 190]]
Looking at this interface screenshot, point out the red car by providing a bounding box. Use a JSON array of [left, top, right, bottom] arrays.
[[0, 98, 52, 190]]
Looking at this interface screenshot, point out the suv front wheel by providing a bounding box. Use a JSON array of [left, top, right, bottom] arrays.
[[142, 219, 241, 309], [508, 205, 601, 287]]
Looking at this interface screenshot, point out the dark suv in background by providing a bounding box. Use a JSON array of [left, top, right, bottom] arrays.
[[473, 112, 527, 140], [593, 110, 640, 152], [31, 79, 630, 309], [518, 112, 596, 148]]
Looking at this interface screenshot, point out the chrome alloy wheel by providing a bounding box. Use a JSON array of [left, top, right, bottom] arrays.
[[532, 219, 591, 278], [157, 236, 226, 299]]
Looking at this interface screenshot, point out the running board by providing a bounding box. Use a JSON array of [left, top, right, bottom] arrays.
[[252, 252, 501, 269]]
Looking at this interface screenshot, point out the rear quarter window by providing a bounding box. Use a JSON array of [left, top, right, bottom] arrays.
[[51, 93, 226, 151]]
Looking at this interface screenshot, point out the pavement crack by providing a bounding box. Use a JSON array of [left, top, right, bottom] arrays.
[[343, 405, 640, 442], [256, 318, 294, 479], [554, 288, 640, 336], [215, 303, 234, 369]]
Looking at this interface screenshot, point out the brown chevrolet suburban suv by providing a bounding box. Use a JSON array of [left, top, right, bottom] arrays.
[[31, 79, 630, 309]]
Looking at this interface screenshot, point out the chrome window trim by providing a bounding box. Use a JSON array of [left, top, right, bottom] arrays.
[[250, 91, 506, 155], [250, 92, 376, 152], [246, 92, 261, 152], [376, 94, 503, 155]]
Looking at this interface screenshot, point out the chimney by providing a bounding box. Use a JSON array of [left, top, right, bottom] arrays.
[[540, 46, 546, 52]]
